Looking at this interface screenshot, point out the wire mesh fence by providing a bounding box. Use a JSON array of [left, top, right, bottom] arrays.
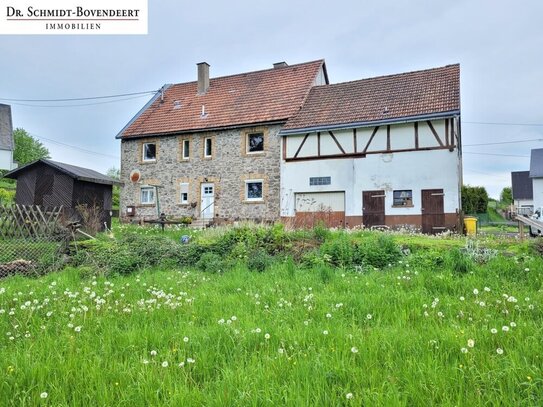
[[0, 205, 70, 278]]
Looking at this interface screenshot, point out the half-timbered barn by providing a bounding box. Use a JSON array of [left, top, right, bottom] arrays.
[[4, 159, 121, 228], [279, 64, 461, 233]]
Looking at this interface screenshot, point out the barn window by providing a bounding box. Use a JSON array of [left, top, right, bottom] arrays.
[[393, 190, 413, 206], [309, 176, 331, 186], [180, 183, 189, 204], [247, 132, 264, 153], [140, 187, 155, 204], [245, 180, 263, 201], [143, 143, 156, 162]]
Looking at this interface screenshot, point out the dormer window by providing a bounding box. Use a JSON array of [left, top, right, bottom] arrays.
[[143, 142, 156, 162]]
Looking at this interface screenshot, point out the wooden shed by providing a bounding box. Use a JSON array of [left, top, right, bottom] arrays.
[[3, 159, 121, 229]]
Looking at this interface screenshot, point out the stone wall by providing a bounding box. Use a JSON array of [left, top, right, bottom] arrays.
[[119, 124, 282, 221]]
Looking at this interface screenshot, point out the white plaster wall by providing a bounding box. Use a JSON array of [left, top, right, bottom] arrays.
[[281, 148, 460, 216], [531, 178, 543, 210], [0, 149, 16, 171]]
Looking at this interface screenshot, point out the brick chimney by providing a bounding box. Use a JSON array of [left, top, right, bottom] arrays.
[[197, 62, 210, 94]]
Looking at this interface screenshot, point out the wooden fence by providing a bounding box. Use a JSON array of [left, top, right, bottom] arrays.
[[0, 205, 64, 239]]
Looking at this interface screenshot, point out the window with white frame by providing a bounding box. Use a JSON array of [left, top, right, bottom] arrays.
[[180, 183, 189, 204], [140, 186, 155, 204], [182, 139, 190, 159], [204, 137, 212, 158], [245, 180, 263, 201], [142, 142, 157, 162], [393, 190, 413, 206], [247, 132, 264, 153]]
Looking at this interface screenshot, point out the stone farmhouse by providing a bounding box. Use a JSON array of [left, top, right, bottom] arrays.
[[117, 60, 461, 232]]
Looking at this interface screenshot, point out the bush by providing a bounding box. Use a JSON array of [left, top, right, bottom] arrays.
[[246, 248, 273, 272], [356, 234, 402, 269], [320, 234, 354, 268], [196, 252, 229, 273]]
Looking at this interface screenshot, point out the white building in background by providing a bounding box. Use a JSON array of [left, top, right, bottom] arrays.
[[511, 171, 533, 215], [529, 149, 543, 211], [279, 65, 462, 233], [0, 104, 18, 171]]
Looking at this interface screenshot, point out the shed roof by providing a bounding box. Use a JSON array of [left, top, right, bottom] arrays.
[[117, 60, 326, 139], [511, 171, 533, 200], [282, 64, 460, 133], [0, 104, 13, 151], [4, 159, 121, 186], [529, 149, 543, 178]]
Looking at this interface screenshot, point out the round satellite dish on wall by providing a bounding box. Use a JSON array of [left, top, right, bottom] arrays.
[[130, 169, 141, 183]]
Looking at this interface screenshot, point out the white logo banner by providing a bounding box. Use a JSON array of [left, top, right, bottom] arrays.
[[0, 0, 148, 35]]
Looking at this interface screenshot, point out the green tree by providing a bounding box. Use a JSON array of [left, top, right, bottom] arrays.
[[462, 185, 489, 214], [500, 187, 512, 204], [13, 128, 50, 165], [107, 167, 120, 209]]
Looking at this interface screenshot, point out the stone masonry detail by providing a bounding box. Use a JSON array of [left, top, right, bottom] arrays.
[[120, 124, 282, 221]]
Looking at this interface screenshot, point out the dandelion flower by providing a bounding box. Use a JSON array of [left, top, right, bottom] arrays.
[[40, 392, 48, 399], [351, 347, 359, 354], [264, 333, 270, 340], [490, 328, 497, 334], [150, 350, 157, 356], [74, 326, 81, 332], [496, 348, 504, 355], [183, 336, 189, 343], [366, 314, 372, 320], [186, 358, 195, 364], [326, 313, 332, 318], [467, 339, 475, 348], [278, 348, 285, 354], [346, 392, 353, 399], [255, 328, 262, 334], [524, 268, 530, 272], [461, 347, 468, 354], [473, 289, 479, 295], [459, 296, 465, 301], [502, 326, 510, 332], [484, 287, 491, 292], [178, 362, 185, 368], [161, 361, 168, 368], [142, 359, 149, 364], [323, 330, 329, 335], [510, 322, 516, 327]]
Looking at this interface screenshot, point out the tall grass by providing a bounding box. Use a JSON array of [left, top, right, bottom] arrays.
[[0, 250, 542, 405]]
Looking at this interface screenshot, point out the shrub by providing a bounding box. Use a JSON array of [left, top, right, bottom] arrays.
[[356, 234, 402, 269], [246, 248, 273, 272], [196, 252, 229, 273], [320, 234, 354, 268]]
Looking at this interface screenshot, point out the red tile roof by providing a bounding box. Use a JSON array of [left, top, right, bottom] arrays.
[[282, 64, 460, 132], [119, 60, 326, 138]]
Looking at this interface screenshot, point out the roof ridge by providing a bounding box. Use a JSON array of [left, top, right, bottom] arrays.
[[311, 63, 459, 89], [166, 59, 325, 88]]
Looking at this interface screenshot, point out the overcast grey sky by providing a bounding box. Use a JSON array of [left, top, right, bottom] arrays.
[[1, 0, 542, 198]]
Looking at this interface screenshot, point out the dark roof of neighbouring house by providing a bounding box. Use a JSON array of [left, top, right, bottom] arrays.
[[0, 104, 13, 151], [4, 159, 121, 186], [281, 64, 460, 133], [529, 149, 543, 178], [511, 171, 533, 200], [117, 60, 327, 139]]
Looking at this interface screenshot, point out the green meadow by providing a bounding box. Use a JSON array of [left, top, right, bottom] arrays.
[[0, 225, 542, 406]]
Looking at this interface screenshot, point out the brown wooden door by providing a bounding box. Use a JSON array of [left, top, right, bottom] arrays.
[[421, 189, 445, 234], [362, 190, 386, 228]]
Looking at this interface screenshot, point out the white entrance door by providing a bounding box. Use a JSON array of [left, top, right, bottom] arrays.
[[200, 183, 215, 219]]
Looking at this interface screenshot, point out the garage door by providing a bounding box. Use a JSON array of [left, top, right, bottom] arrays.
[[294, 192, 345, 228]]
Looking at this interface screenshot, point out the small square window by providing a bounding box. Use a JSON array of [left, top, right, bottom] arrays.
[[141, 186, 155, 204], [182, 139, 190, 159], [143, 143, 156, 162], [247, 132, 264, 153], [180, 183, 189, 204], [246, 180, 263, 201], [204, 138, 212, 157], [393, 190, 413, 206]]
